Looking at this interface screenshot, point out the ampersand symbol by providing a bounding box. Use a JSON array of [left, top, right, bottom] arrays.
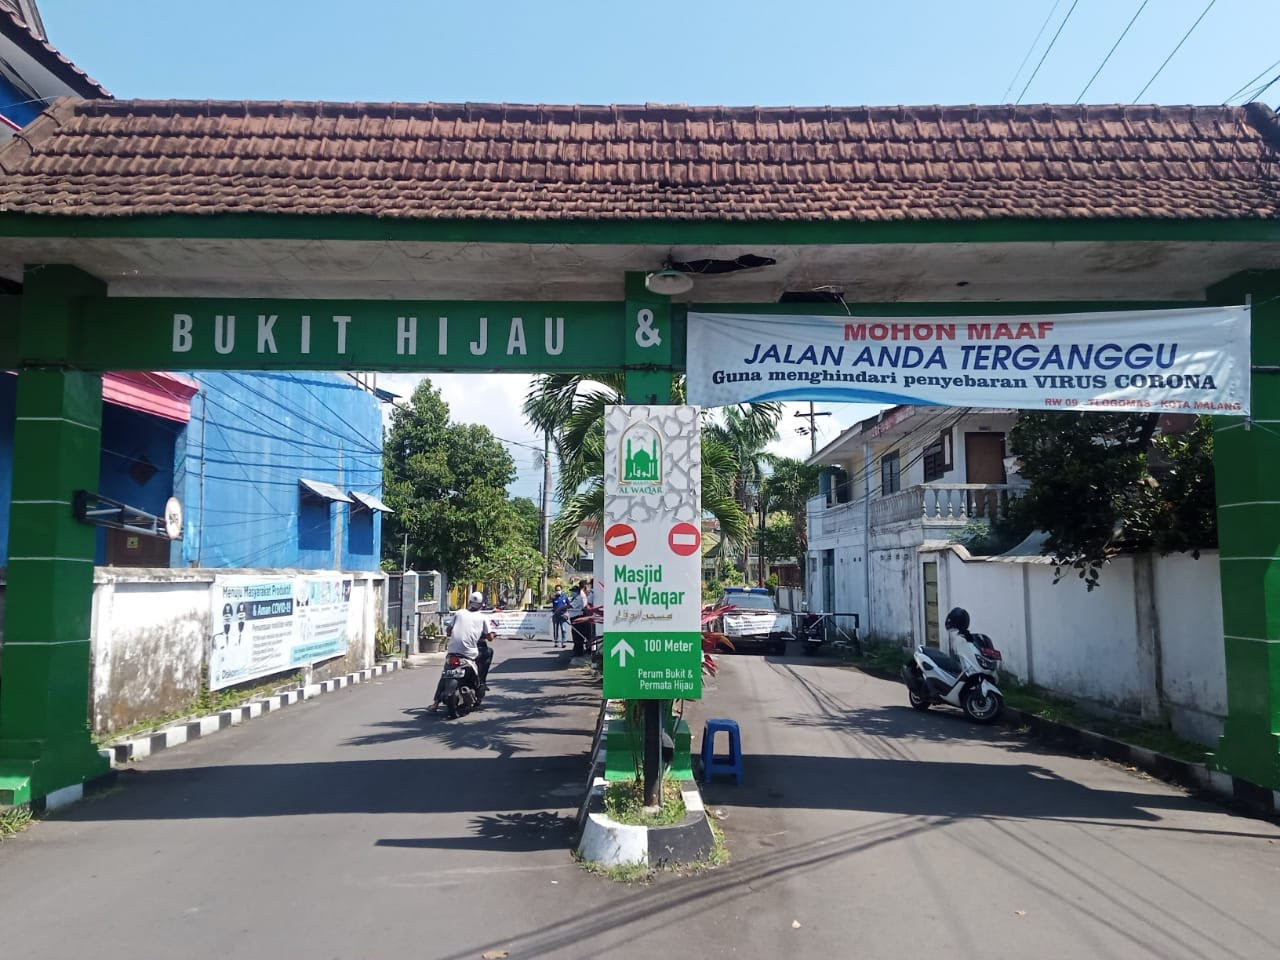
[[635, 308, 662, 349]]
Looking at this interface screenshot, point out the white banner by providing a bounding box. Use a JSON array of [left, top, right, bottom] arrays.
[[686, 307, 1250, 415], [209, 574, 352, 690], [487, 609, 553, 640]]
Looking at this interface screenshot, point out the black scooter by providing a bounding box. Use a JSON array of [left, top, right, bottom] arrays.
[[798, 612, 828, 656], [436, 641, 490, 719]]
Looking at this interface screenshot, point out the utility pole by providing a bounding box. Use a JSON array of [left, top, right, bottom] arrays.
[[402, 532, 409, 572], [335, 440, 343, 570], [541, 430, 552, 600], [794, 402, 832, 456]]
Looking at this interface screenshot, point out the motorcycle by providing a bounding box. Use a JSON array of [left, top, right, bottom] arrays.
[[901, 606, 1004, 723], [436, 645, 487, 719], [798, 611, 829, 657]]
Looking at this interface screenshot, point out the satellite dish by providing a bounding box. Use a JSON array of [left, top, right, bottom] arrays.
[[164, 497, 184, 540]]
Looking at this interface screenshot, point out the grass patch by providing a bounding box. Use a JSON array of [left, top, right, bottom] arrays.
[[672, 819, 731, 876], [96, 671, 303, 746], [603, 777, 687, 827], [0, 805, 33, 841], [575, 854, 655, 884], [842, 642, 912, 676], [1003, 679, 1212, 765]]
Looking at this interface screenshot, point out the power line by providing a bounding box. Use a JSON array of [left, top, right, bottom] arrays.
[[1075, 0, 1149, 103], [1223, 55, 1280, 104], [1132, 0, 1218, 103], [1240, 72, 1280, 105], [1002, 0, 1063, 102], [1017, 0, 1082, 105]]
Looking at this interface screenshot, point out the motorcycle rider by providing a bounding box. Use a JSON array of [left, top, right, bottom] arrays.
[[430, 590, 493, 712]]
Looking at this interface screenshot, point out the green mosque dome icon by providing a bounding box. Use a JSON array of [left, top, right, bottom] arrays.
[[623, 432, 661, 482]]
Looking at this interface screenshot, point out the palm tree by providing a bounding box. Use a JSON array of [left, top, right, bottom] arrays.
[[523, 373, 779, 562]]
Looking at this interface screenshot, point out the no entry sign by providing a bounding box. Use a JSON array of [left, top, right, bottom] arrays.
[[668, 522, 701, 556]]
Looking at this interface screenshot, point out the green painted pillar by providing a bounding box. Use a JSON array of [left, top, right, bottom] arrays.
[[0, 265, 108, 806], [623, 271, 674, 403], [1213, 270, 1280, 789]]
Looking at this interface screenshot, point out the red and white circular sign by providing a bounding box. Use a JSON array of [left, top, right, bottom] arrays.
[[668, 522, 701, 556], [604, 523, 638, 556]]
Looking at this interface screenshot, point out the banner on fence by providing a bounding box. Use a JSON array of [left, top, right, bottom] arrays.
[[487, 609, 553, 640], [686, 306, 1251, 414], [209, 574, 352, 690]]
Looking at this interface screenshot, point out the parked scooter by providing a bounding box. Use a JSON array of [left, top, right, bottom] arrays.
[[901, 607, 1004, 722], [436, 643, 488, 719], [798, 611, 828, 657]]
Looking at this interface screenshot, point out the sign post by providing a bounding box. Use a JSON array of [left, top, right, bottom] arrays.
[[603, 402, 702, 802]]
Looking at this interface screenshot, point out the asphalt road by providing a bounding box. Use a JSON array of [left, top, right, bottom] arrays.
[[3, 640, 1279, 960]]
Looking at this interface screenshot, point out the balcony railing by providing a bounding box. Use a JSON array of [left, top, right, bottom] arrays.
[[809, 483, 1025, 539]]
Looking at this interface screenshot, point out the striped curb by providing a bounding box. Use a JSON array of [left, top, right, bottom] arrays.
[[854, 661, 1280, 820], [1001, 704, 1280, 819], [574, 699, 716, 869], [105, 660, 403, 766]]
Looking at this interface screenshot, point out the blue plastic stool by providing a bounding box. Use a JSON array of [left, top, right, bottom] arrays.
[[701, 718, 743, 785]]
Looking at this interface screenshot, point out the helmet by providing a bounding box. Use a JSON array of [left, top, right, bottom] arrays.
[[468, 590, 484, 609], [944, 607, 970, 632]]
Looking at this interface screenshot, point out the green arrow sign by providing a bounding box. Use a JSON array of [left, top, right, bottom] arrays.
[[602, 631, 702, 699]]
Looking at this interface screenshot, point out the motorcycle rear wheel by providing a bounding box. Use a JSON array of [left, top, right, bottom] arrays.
[[908, 688, 931, 711], [445, 692, 461, 719]]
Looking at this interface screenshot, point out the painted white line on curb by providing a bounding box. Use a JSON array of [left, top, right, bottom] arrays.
[[44, 783, 84, 812]]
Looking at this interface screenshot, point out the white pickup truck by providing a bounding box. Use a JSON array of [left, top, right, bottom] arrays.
[[715, 586, 793, 655]]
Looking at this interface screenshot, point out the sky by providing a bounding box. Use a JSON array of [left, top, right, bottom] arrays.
[[33, 0, 1280, 499]]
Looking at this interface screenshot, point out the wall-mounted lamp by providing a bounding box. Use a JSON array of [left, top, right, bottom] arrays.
[[645, 268, 694, 296]]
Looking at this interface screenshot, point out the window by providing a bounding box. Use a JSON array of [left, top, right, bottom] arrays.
[[922, 429, 953, 482], [298, 494, 332, 552], [347, 504, 374, 556], [881, 450, 901, 495]]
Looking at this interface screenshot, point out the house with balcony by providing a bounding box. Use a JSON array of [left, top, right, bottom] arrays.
[[805, 405, 1025, 644]]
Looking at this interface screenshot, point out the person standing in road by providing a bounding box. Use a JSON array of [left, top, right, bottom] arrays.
[[550, 583, 570, 648], [568, 582, 587, 658]]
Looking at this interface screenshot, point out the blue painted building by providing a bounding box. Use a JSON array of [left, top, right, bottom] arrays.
[[174, 371, 387, 570], [0, 369, 388, 571]]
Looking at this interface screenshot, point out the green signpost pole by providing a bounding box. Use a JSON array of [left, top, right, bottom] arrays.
[[624, 272, 672, 808]]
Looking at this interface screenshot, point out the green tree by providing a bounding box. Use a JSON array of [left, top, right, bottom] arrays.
[[381, 380, 518, 580], [761, 455, 820, 583], [1009, 411, 1216, 588]]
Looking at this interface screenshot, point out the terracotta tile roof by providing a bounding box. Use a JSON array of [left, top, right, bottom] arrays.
[[0, 99, 1276, 222], [0, 7, 110, 100]]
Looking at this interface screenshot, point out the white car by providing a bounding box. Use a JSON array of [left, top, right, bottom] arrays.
[[715, 587, 793, 655]]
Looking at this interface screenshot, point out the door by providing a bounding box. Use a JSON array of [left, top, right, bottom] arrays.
[[922, 561, 939, 648], [964, 432, 1007, 517], [822, 550, 835, 614]]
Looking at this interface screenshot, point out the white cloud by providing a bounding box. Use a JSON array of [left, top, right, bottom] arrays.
[[766, 401, 888, 463]]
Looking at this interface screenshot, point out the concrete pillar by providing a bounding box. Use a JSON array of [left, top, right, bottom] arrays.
[[1211, 271, 1280, 788], [0, 266, 109, 805], [1132, 553, 1164, 723]]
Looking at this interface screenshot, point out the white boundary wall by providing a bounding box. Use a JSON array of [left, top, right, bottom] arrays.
[[920, 545, 1226, 746], [90, 567, 385, 734]]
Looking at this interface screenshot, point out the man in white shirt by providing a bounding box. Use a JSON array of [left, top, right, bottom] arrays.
[[431, 591, 493, 711]]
